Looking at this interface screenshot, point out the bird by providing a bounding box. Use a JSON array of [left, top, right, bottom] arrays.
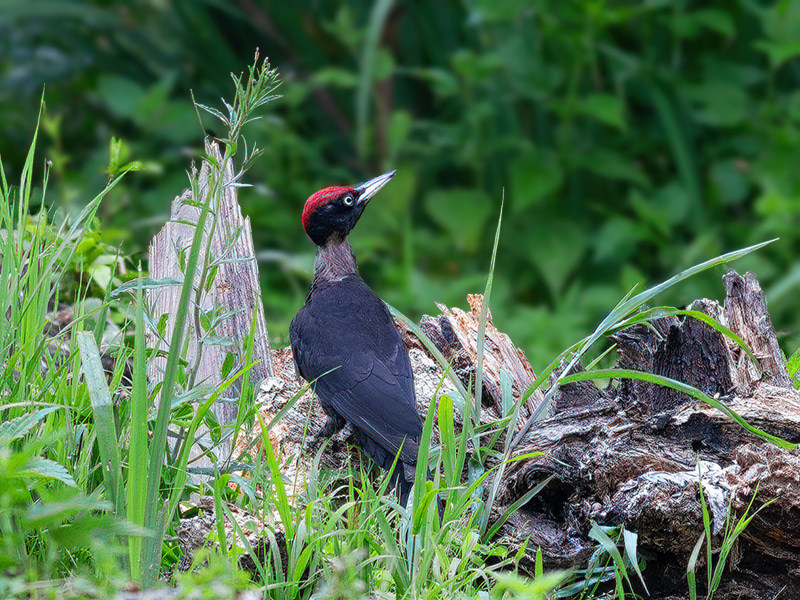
[[289, 171, 423, 504]]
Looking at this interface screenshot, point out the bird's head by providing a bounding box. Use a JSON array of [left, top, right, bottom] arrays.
[[302, 171, 395, 247]]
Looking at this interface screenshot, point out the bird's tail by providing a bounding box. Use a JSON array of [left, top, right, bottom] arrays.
[[355, 429, 443, 519], [396, 465, 445, 521]]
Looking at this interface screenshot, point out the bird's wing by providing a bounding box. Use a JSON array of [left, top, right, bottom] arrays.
[[289, 278, 421, 462], [315, 351, 421, 462]]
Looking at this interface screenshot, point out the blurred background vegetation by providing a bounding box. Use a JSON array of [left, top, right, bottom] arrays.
[[2, 0, 799, 370]]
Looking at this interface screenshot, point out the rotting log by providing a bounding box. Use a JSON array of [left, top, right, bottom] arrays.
[[494, 271, 800, 600], [146, 139, 272, 467], [247, 270, 800, 600]]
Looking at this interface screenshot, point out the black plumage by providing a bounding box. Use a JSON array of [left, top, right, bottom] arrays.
[[289, 172, 422, 503]]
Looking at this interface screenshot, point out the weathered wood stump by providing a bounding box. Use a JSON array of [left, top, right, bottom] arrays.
[[157, 245, 799, 599], [147, 139, 273, 469]]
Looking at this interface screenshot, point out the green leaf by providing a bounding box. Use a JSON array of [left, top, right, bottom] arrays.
[[668, 9, 735, 38], [468, 0, 533, 22], [20, 457, 76, 487], [491, 571, 567, 600], [312, 68, 359, 88], [0, 406, 59, 441], [755, 40, 800, 68], [787, 345, 800, 387], [710, 160, 750, 205], [527, 219, 587, 296], [510, 149, 564, 212], [78, 332, 124, 517], [111, 276, 183, 298], [221, 351, 235, 379], [578, 148, 649, 186], [424, 188, 492, 253], [578, 93, 627, 131], [680, 81, 748, 128], [96, 75, 146, 120]]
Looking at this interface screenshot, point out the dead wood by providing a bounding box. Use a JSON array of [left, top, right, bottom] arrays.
[[146, 139, 272, 467], [497, 271, 800, 599], [420, 294, 545, 420], [252, 270, 800, 599], [174, 496, 284, 578]]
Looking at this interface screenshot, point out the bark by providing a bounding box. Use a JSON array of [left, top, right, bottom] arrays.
[[494, 271, 800, 599]]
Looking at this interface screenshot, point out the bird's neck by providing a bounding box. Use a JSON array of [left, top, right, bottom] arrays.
[[313, 237, 359, 284]]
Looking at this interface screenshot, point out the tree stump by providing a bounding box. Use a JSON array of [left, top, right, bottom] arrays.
[[147, 139, 272, 468]]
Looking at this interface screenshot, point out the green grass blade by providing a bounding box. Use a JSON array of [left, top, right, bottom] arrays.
[[356, 0, 394, 158], [651, 85, 701, 206], [786, 345, 800, 389], [412, 395, 437, 535], [697, 472, 713, 591], [512, 240, 776, 450], [588, 524, 634, 592], [257, 411, 295, 540], [77, 332, 123, 518], [611, 240, 775, 323], [686, 532, 705, 600], [389, 305, 470, 403], [475, 194, 503, 430], [486, 475, 553, 540], [437, 393, 456, 487], [220, 500, 269, 583], [212, 472, 229, 558], [612, 306, 762, 373], [622, 528, 648, 594], [127, 272, 149, 581], [559, 368, 796, 448], [710, 492, 773, 594], [140, 177, 214, 587]]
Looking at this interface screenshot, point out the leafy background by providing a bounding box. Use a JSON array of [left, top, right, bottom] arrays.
[[2, 0, 799, 370]]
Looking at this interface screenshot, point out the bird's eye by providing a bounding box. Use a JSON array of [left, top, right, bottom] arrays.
[[342, 194, 355, 206]]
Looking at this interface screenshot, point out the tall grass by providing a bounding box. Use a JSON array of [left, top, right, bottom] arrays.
[[0, 100, 133, 589], [110, 53, 280, 586], [0, 56, 281, 594]]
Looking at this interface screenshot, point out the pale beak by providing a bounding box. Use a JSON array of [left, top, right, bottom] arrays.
[[355, 170, 396, 205]]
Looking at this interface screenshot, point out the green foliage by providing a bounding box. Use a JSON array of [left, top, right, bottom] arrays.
[[556, 524, 646, 599], [0, 103, 132, 595], [175, 548, 255, 600], [3, 1, 800, 365], [0, 59, 277, 593], [687, 478, 773, 600]]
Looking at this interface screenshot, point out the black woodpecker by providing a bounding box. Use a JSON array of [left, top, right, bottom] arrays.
[[289, 171, 422, 504]]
